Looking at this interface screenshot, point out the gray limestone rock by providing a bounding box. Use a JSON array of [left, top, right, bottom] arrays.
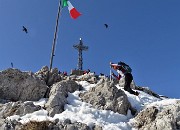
[[45, 80, 81, 117], [14, 119, 102, 130], [0, 101, 41, 118], [35, 66, 62, 86], [135, 86, 161, 99], [76, 73, 97, 84], [79, 79, 136, 115], [133, 100, 180, 130], [0, 68, 48, 101]]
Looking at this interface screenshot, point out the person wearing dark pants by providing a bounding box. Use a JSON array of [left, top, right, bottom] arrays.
[[110, 62, 139, 96], [124, 73, 137, 95]]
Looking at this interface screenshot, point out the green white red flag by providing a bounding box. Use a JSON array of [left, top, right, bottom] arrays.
[[62, 0, 81, 19]]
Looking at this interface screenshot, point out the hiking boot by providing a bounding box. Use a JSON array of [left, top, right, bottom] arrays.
[[135, 91, 139, 96]]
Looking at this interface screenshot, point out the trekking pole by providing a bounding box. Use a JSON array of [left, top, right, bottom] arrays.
[[110, 69, 111, 81], [110, 62, 112, 81]]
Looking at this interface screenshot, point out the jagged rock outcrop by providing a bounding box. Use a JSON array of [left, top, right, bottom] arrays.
[[132, 100, 180, 130], [76, 73, 98, 84], [0, 101, 42, 129], [45, 80, 81, 117], [0, 67, 178, 130], [1, 118, 102, 130], [35, 66, 62, 86], [135, 86, 161, 99], [0, 68, 48, 101], [0, 101, 41, 118], [79, 79, 136, 115]]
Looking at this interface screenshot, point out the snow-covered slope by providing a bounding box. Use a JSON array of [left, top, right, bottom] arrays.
[[7, 80, 179, 130]]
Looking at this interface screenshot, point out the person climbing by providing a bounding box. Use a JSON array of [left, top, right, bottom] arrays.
[[87, 69, 90, 73], [63, 71, 67, 76], [83, 69, 90, 75], [110, 61, 139, 96], [83, 70, 87, 75]]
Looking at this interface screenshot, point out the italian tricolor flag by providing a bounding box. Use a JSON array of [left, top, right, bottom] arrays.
[[62, 0, 81, 19]]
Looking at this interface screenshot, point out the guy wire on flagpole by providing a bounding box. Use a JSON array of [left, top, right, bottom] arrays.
[[46, 0, 62, 86]]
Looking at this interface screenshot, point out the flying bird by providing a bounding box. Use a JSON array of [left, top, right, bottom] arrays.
[[22, 26, 28, 33], [104, 24, 108, 28]]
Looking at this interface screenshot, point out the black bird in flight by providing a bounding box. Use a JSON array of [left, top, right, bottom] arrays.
[[22, 26, 28, 33], [104, 24, 108, 28]]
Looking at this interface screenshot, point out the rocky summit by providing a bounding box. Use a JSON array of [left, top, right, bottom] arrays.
[[0, 67, 179, 130]]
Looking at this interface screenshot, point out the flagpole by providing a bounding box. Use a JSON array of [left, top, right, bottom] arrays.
[[46, 0, 62, 87], [49, 0, 62, 71]]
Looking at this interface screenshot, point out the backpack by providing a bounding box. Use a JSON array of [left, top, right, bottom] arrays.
[[118, 61, 132, 73]]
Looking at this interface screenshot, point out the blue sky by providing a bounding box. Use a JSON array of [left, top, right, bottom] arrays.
[[0, 0, 180, 98]]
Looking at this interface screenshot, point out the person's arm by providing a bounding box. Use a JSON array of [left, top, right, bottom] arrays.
[[110, 62, 119, 70], [112, 73, 121, 80], [117, 69, 124, 78], [117, 74, 121, 80]]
